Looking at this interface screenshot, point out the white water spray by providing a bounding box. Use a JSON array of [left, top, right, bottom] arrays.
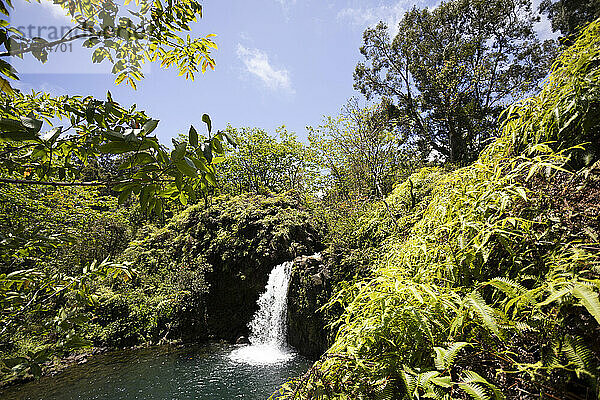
[[229, 260, 294, 365]]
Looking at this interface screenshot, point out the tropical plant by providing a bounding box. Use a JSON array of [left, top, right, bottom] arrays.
[[217, 125, 316, 195], [0, 0, 230, 382], [277, 18, 600, 400], [0, 0, 216, 91], [354, 0, 556, 164]]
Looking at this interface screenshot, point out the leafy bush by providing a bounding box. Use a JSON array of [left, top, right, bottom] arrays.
[[278, 19, 600, 400]]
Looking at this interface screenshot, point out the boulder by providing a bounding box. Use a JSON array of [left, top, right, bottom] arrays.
[[286, 253, 331, 359]]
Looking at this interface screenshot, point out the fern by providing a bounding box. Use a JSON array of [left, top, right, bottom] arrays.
[[373, 378, 396, 400], [571, 283, 600, 324], [465, 291, 500, 336], [461, 371, 506, 400], [433, 342, 471, 371], [487, 277, 526, 298], [561, 335, 594, 376], [458, 381, 490, 400]]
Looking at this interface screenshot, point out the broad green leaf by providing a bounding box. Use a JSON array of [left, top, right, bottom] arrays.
[[202, 113, 212, 134], [20, 116, 43, 133], [176, 157, 198, 177], [189, 125, 198, 147], [142, 119, 159, 135], [171, 142, 187, 162], [98, 141, 138, 154]]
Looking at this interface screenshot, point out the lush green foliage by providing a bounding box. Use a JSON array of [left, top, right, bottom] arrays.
[[0, 90, 231, 211], [0, 0, 230, 383], [540, 0, 600, 43], [0, 184, 134, 382], [85, 192, 324, 346], [277, 19, 600, 400], [309, 99, 416, 202], [0, 0, 216, 91], [217, 126, 317, 195], [354, 0, 556, 164]]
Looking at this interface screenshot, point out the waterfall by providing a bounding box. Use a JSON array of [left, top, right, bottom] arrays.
[[248, 260, 293, 347], [229, 260, 295, 365]]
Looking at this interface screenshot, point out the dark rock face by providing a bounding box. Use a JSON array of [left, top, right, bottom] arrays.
[[121, 193, 325, 346], [287, 253, 331, 359]]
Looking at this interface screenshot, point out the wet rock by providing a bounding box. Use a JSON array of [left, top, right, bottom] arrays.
[[235, 336, 250, 345], [286, 253, 331, 359]]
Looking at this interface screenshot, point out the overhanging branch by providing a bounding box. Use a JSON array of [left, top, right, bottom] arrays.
[[0, 177, 172, 187]]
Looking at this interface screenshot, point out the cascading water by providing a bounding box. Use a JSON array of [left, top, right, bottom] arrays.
[[229, 260, 295, 365]]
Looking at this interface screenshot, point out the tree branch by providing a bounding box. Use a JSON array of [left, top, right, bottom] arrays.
[[0, 34, 97, 58], [0, 177, 171, 187]]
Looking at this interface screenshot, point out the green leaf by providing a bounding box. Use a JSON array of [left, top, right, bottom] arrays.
[[189, 125, 198, 147], [572, 284, 600, 324], [433, 342, 471, 371], [171, 142, 187, 162], [154, 198, 163, 214], [98, 141, 138, 154], [203, 143, 213, 164], [189, 156, 209, 172], [20, 116, 42, 133], [458, 382, 490, 400], [179, 191, 188, 205], [118, 187, 133, 204], [176, 157, 198, 177], [131, 152, 156, 167], [41, 126, 62, 143], [104, 130, 125, 141], [85, 102, 95, 124], [205, 171, 217, 186], [202, 113, 212, 134], [466, 291, 499, 336], [221, 130, 237, 147], [211, 137, 223, 154], [142, 119, 159, 135]]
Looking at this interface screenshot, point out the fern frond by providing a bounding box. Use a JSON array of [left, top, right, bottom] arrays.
[[487, 277, 525, 298], [373, 379, 395, 400], [562, 335, 593, 372], [465, 291, 500, 336], [571, 283, 600, 324], [536, 286, 571, 307], [418, 370, 441, 390], [458, 381, 490, 400], [429, 375, 452, 389], [462, 371, 505, 400], [400, 367, 418, 397], [433, 342, 471, 371]]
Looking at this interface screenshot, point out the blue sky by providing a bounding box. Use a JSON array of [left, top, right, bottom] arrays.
[[10, 0, 553, 145]]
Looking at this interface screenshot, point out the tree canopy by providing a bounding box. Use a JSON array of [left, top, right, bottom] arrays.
[[540, 0, 600, 43], [0, 0, 217, 91], [218, 126, 316, 195], [309, 99, 413, 202], [354, 0, 556, 164]]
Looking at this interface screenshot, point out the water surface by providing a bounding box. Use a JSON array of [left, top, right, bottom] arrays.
[[0, 344, 310, 400]]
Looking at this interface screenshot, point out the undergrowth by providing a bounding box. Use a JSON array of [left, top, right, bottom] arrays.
[[275, 18, 600, 400]]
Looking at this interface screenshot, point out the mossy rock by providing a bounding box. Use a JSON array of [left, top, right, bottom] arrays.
[[114, 192, 325, 344]]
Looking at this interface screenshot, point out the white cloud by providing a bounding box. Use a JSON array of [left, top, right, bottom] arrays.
[[13, 80, 68, 96], [39, 0, 73, 22], [236, 44, 294, 94], [337, 1, 437, 37], [275, 0, 296, 7]]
